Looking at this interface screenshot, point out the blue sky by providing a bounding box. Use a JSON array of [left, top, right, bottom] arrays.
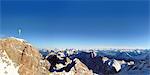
[[1, 0, 150, 49]]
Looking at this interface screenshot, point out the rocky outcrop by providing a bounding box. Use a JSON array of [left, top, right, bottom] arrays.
[[0, 37, 49, 75], [49, 58, 93, 75], [44, 50, 93, 75], [45, 49, 124, 75], [71, 58, 93, 75]]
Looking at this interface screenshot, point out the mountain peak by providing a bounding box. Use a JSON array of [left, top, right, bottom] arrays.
[[0, 37, 49, 75]]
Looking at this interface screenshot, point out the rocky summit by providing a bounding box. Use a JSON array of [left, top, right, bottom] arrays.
[[0, 37, 49, 75]]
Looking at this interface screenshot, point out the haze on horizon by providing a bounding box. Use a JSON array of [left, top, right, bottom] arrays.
[[1, 0, 150, 49]]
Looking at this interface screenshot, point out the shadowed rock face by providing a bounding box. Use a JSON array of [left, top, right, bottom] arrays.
[[48, 58, 93, 75], [45, 51, 94, 75], [74, 52, 104, 73], [0, 37, 49, 75], [74, 52, 118, 74], [44, 50, 123, 75]]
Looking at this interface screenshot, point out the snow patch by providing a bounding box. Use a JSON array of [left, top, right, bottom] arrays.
[[0, 50, 19, 75], [8, 37, 32, 46], [112, 60, 121, 72], [9, 37, 26, 42], [127, 61, 134, 65], [102, 57, 109, 63]]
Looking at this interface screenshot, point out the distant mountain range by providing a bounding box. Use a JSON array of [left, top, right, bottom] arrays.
[[39, 47, 150, 75], [0, 37, 150, 75]]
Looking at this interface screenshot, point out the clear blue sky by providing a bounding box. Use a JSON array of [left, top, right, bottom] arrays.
[[1, 0, 150, 49]]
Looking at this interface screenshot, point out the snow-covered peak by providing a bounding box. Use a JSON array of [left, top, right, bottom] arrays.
[[9, 37, 26, 42], [1, 37, 32, 46]]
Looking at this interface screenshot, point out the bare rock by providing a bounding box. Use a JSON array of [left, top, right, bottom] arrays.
[[0, 37, 49, 75], [71, 58, 93, 75], [49, 58, 93, 75]]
